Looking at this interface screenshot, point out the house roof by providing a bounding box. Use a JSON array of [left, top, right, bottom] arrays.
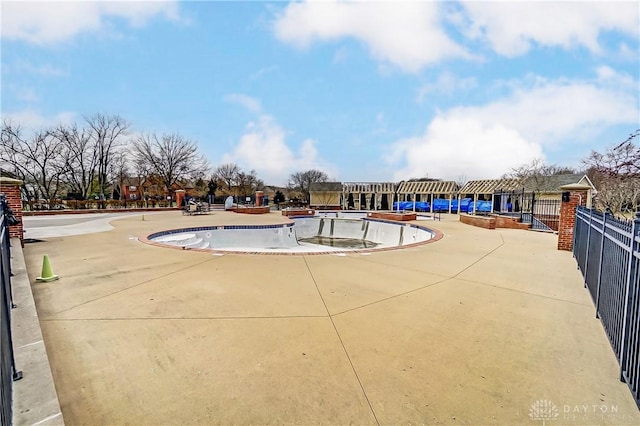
[[309, 182, 343, 192], [121, 176, 142, 187], [459, 178, 522, 194], [397, 180, 459, 194], [577, 175, 597, 192], [0, 168, 19, 180], [522, 174, 595, 192]]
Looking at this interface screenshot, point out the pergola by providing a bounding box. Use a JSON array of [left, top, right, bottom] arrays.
[[396, 180, 459, 213], [458, 178, 522, 214], [341, 182, 396, 210]]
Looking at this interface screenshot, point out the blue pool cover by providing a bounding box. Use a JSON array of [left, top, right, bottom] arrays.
[[392, 198, 493, 213]]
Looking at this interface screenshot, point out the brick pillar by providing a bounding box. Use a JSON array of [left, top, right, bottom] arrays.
[[0, 177, 24, 243], [255, 191, 264, 207], [557, 189, 588, 251], [175, 189, 186, 208]]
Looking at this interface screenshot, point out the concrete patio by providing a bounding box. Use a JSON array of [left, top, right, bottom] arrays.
[[20, 211, 640, 425]]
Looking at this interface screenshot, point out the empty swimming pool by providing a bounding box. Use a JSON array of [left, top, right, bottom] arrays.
[[145, 217, 437, 254]]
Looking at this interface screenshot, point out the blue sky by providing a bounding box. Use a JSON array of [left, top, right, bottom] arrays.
[[1, 1, 639, 186]]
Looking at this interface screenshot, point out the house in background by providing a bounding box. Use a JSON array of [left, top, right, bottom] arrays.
[[309, 182, 343, 209], [0, 168, 20, 180], [484, 173, 598, 232], [119, 177, 143, 201], [261, 186, 278, 203], [262, 185, 292, 205], [522, 173, 596, 207]]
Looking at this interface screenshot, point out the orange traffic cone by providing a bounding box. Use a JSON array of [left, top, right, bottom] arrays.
[[36, 254, 59, 282]]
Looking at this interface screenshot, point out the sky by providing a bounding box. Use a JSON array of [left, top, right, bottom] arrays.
[[1, 0, 639, 186]]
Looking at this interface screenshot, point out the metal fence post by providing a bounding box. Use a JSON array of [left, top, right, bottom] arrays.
[[619, 210, 640, 382], [572, 206, 580, 260], [583, 208, 593, 287], [531, 191, 536, 225], [1, 195, 21, 380], [0, 194, 23, 425], [594, 209, 610, 318]]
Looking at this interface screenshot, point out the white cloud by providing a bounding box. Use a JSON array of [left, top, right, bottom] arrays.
[[222, 115, 337, 186], [389, 117, 543, 181], [460, 1, 639, 56], [448, 74, 638, 146], [1, 0, 181, 45], [1, 110, 76, 131], [332, 46, 349, 64], [595, 65, 637, 90], [225, 94, 263, 114], [617, 42, 639, 61], [389, 69, 639, 181], [14, 87, 40, 103], [249, 66, 278, 80], [417, 72, 477, 103], [223, 94, 338, 185], [273, 1, 470, 73], [11, 60, 69, 77]]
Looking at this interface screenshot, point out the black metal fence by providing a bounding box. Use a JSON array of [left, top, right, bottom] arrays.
[[573, 206, 640, 407], [493, 190, 561, 232], [0, 194, 22, 425]]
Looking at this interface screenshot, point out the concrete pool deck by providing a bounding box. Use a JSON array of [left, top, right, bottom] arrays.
[[21, 211, 640, 425]]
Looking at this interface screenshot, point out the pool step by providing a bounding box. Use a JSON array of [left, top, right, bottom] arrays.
[[182, 237, 204, 249], [157, 233, 202, 248]]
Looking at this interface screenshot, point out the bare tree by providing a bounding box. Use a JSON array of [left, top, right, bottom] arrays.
[[407, 177, 440, 182], [132, 132, 208, 197], [584, 130, 640, 215], [285, 182, 303, 202], [455, 174, 468, 188], [132, 147, 153, 197], [1, 121, 67, 203], [213, 163, 240, 195], [585, 130, 640, 177], [192, 177, 208, 199], [54, 123, 97, 200], [288, 169, 329, 202], [236, 169, 264, 198], [85, 114, 129, 198], [502, 158, 577, 193], [505, 158, 576, 181], [108, 149, 130, 201], [591, 175, 640, 215]]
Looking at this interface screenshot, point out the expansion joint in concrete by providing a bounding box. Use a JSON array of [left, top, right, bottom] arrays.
[[303, 256, 381, 426]]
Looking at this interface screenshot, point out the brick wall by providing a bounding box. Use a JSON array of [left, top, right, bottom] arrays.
[[368, 212, 417, 221], [495, 216, 531, 230], [282, 209, 315, 217], [557, 191, 587, 251], [459, 214, 496, 229], [233, 206, 270, 215], [0, 178, 24, 242]]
